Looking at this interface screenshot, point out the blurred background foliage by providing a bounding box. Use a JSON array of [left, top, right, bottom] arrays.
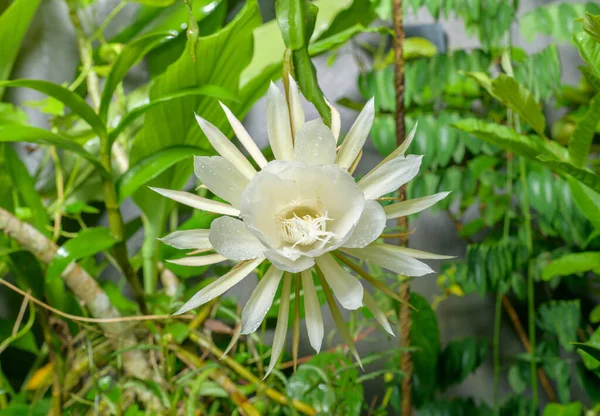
[[0, 0, 600, 415]]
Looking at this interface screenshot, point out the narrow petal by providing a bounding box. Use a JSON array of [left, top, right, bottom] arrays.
[[335, 98, 374, 169], [264, 250, 315, 273], [293, 119, 337, 165], [358, 155, 423, 200], [159, 229, 211, 250], [265, 273, 292, 378], [315, 254, 363, 310], [363, 290, 394, 336], [342, 243, 434, 277], [301, 269, 324, 352], [167, 254, 227, 267], [222, 326, 242, 358], [384, 192, 450, 219], [219, 101, 268, 168], [241, 266, 284, 334], [325, 98, 341, 141], [343, 200, 386, 248], [365, 122, 419, 179], [287, 75, 305, 136], [266, 83, 294, 161], [209, 217, 265, 261], [174, 257, 264, 315], [378, 244, 455, 260], [150, 187, 240, 217], [195, 114, 257, 179], [194, 156, 249, 207]]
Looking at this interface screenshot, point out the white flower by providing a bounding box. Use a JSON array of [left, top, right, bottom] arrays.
[[153, 76, 451, 376]]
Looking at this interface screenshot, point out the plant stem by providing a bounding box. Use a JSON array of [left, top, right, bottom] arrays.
[[392, 0, 412, 414], [493, 292, 502, 409]]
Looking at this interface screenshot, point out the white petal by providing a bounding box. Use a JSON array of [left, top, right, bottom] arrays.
[[342, 243, 434, 277], [363, 290, 394, 336], [265, 273, 292, 378], [358, 155, 423, 200], [384, 192, 450, 219], [167, 254, 227, 266], [194, 156, 249, 207], [363, 123, 419, 181], [266, 83, 294, 161], [159, 229, 211, 250], [287, 75, 305, 136], [378, 244, 455, 260], [343, 200, 386, 248], [174, 257, 264, 315], [222, 326, 241, 358], [241, 266, 284, 334], [315, 254, 363, 310], [335, 98, 374, 169], [293, 119, 336, 165], [209, 217, 265, 260], [264, 250, 315, 273], [150, 187, 240, 217], [195, 114, 257, 179], [301, 269, 324, 352], [219, 101, 268, 168], [325, 98, 341, 141]]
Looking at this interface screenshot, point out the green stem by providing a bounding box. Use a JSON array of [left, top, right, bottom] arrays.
[[502, 153, 513, 240], [493, 292, 502, 410]]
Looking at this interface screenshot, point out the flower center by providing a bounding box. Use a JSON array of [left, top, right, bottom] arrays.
[[277, 204, 335, 248]]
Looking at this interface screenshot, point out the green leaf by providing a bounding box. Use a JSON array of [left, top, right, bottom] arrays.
[[0, 103, 28, 125], [569, 173, 600, 232], [521, 2, 600, 43], [46, 227, 120, 282], [0, 0, 42, 98], [117, 145, 208, 203], [109, 85, 238, 144], [514, 45, 561, 101], [410, 293, 440, 406], [438, 337, 488, 391], [542, 402, 583, 416], [276, 0, 317, 50], [491, 74, 546, 137], [537, 300, 581, 352], [100, 31, 176, 120], [508, 365, 527, 394], [101, 281, 139, 315], [0, 319, 38, 354], [575, 340, 600, 371], [538, 155, 600, 194], [0, 80, 106, 138], [164, 322, 190, 344], [568, 93, 600, 167], [582, 12, 600, 43], [574, 31, 600, 77], [542, 252, 600, 280], [419, 398, 493, 416], [0, 125, 108, 177], [128, 0, 176, 6]]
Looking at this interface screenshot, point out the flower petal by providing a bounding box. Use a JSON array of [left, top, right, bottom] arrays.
[[241, 265, 284, 334], [325, 98, 341, 141], [159, 229, 211, 250], [342, 243, 434, 277], [150, 187, 240, 217], [287, 75, 305, 136], [219, 101, 268, 168], [364, 123, 419, 181], [265, 273, 292, 378], [315, 254, 363, 310], [343, 200, 386, 248], [264, 250, 315, 273], [209, 217, 265, 261], [379, 245, 455, 260], [194, 156, 249, 207], [173, 257, 264, 315], [384, 192, 450, 219], [195, 114, 257, 179], [335, 98, 374, 169], [363, 289, 394, 336], [266, 82, 294, 161], [301, 269, 324, 352], [293, 119, 337, 165], [358, 155, 423, 200], [167, 254, 227, 267]]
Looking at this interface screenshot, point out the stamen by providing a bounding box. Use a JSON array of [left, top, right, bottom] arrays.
[[278, 209, 336, 247]]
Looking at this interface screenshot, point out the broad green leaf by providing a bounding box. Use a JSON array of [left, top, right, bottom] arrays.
[[542, 402, 583, 416], [574, 31, 600, 77], [438, 337, 488, 391], [574, 339, 600, 369], [0, 102, 27, 125], [129, 0, 176, 6], [410, 293, 440, 406], [491, 74, 546, 137], [100, 31, 176, 120], [316, 0, 375, 41], [109, 85, 238, 144], [0, 125, 108, 177], [521, 2, 600, 43], [3, 145, 50, 235], [309, 25, 393, 56], [101, 281, 138, 315], [46, 227, 120, 282], [568, 93, 600, 167], [537, 300, 581, 352], [117, 145, 209, 203], [0, 80, 105, 138], [542, 252, 600, 280], [514, 45, 561, 101], [582, 12, 600, 43], [538, 155, 600, 194], [0, 0, 42, 98]]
